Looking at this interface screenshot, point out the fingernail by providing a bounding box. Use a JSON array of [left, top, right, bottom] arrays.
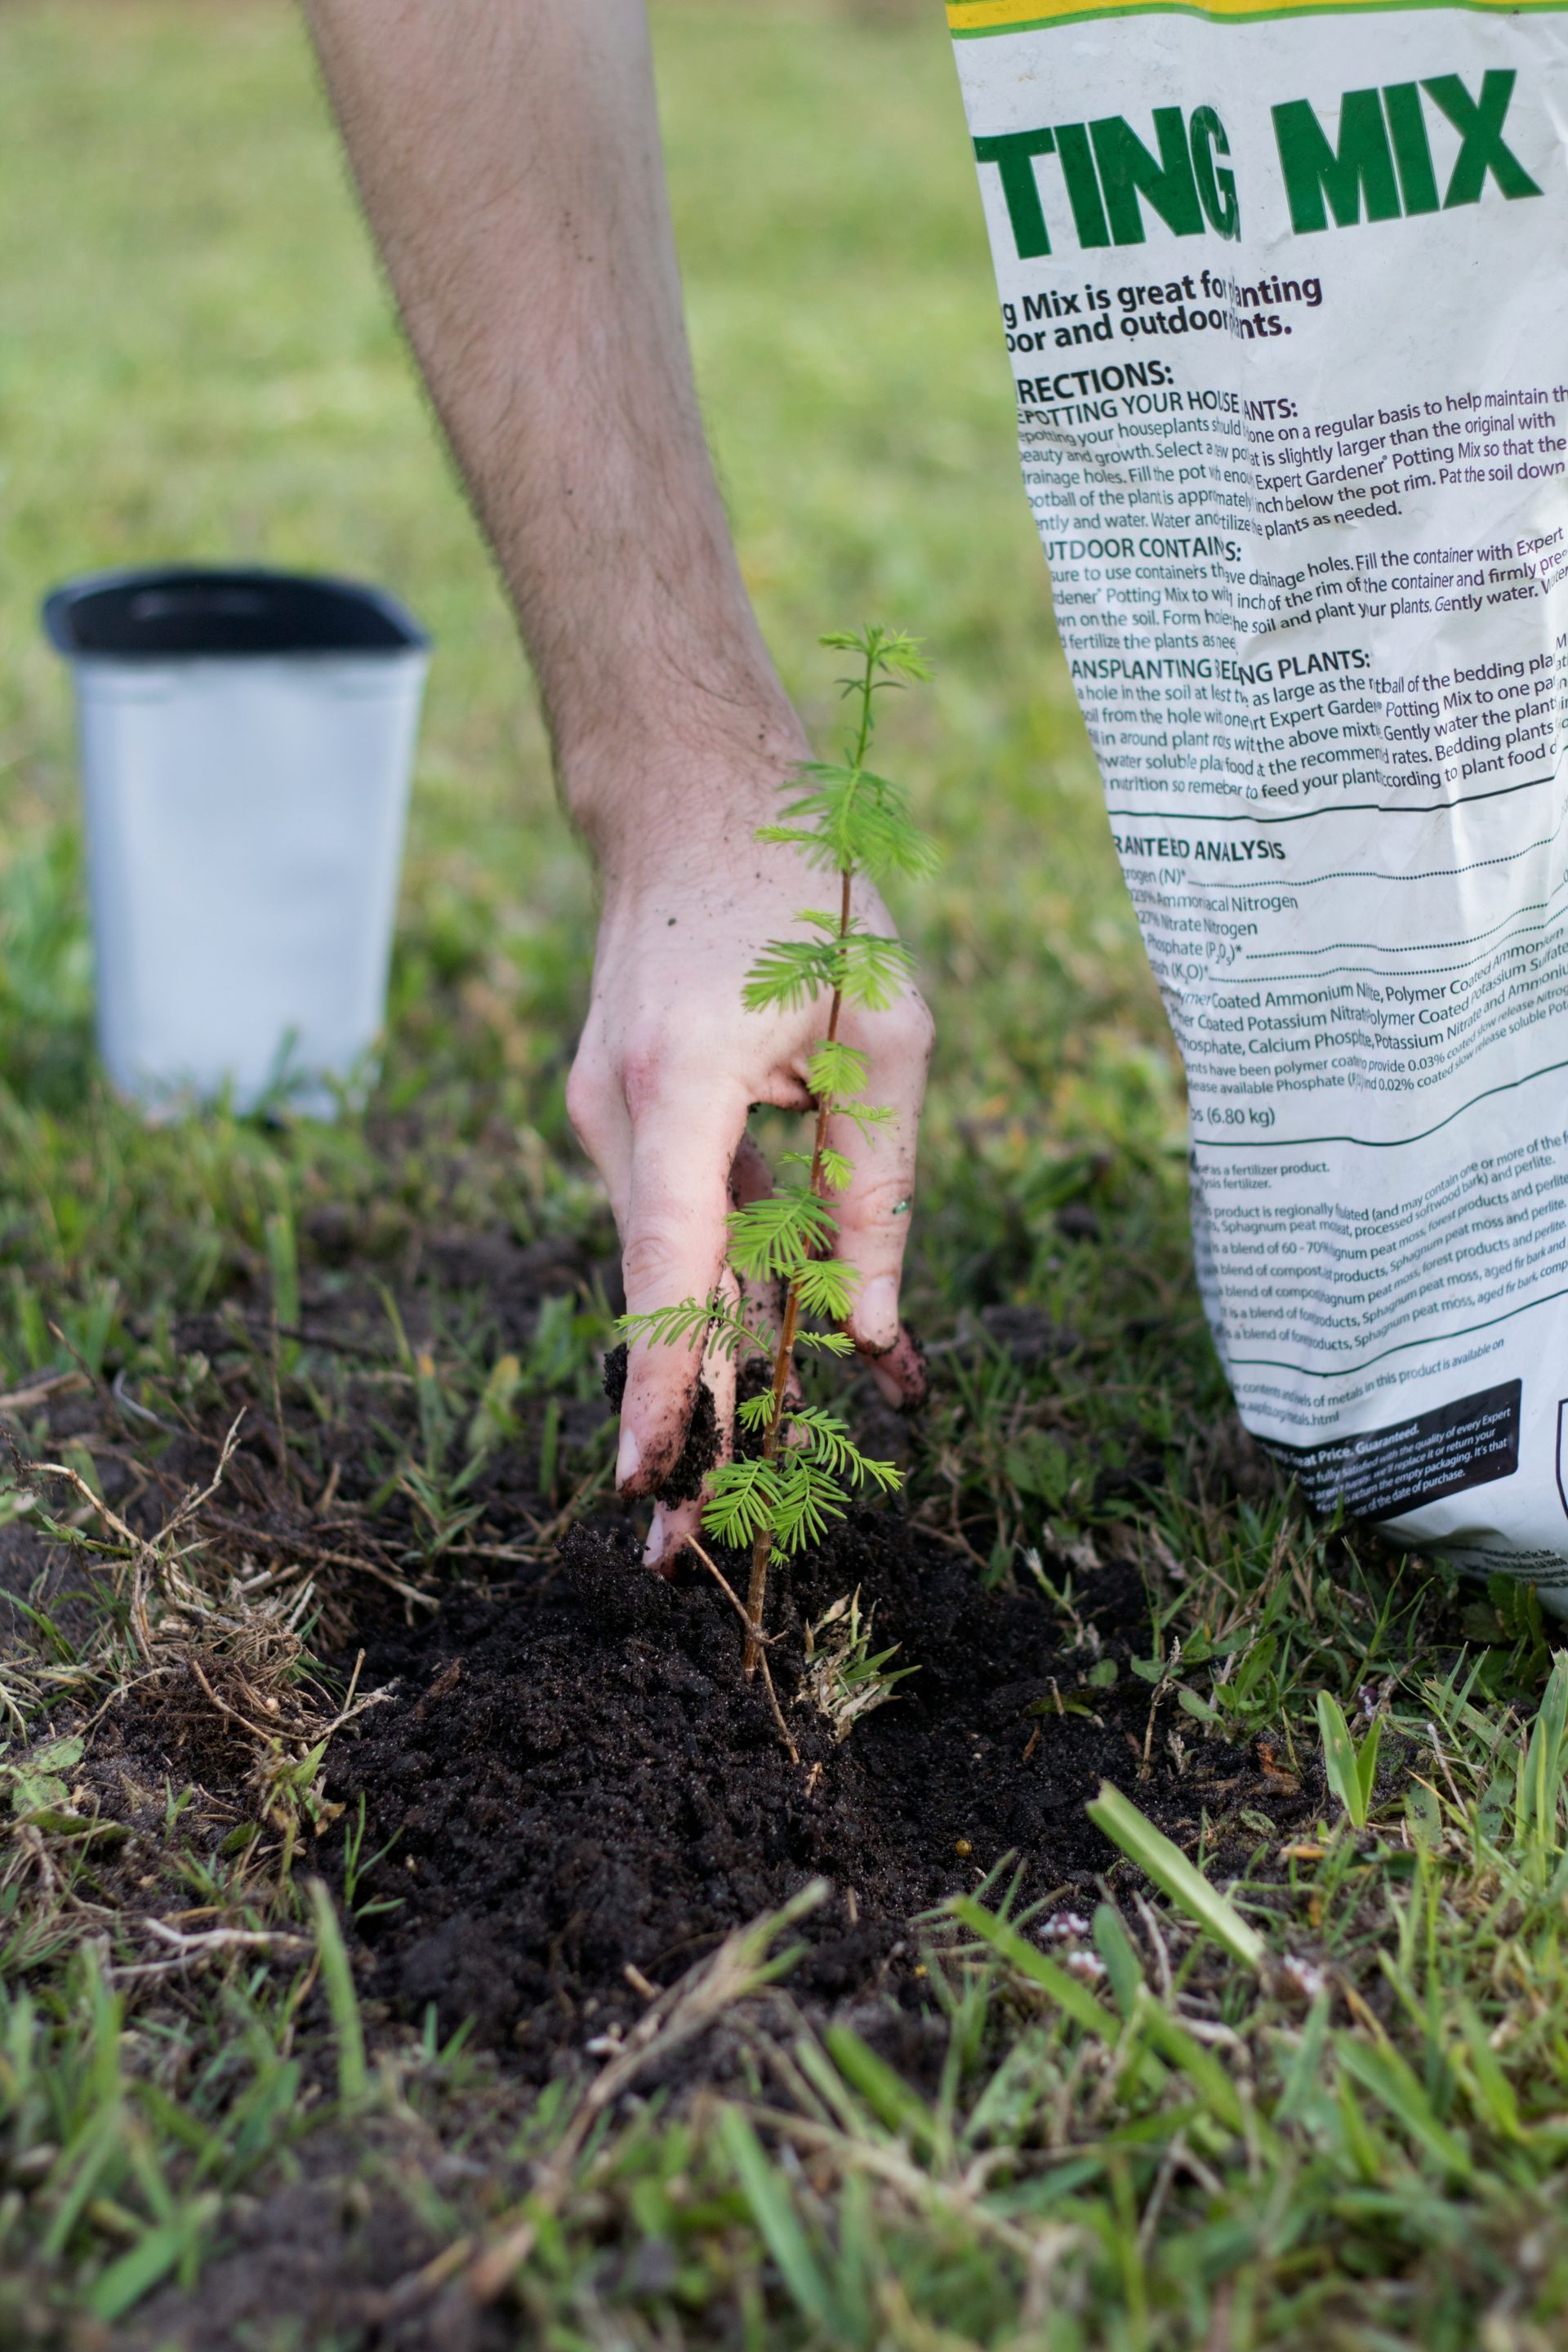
[[870, 1362, 904, 1409], [644, 1509, 680, 1577], [616, 1424, 642, 1492], [855, 1275, 900, 1352]]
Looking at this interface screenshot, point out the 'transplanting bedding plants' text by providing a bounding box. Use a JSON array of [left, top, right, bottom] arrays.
[[951, 0, 1568, 1596]]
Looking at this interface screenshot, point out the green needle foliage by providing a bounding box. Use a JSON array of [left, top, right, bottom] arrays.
[[620, 626, 938, 1673]]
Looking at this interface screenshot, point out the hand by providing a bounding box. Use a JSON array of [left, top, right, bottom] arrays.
[[306, 0, 913, 1564], [567, 764, 933, 1569]]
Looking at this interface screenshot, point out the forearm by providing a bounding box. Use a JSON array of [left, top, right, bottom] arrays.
[[302, 0, 800, 858]]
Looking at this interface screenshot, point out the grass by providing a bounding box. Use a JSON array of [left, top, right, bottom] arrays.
[[0, 4, 1563, 2346]]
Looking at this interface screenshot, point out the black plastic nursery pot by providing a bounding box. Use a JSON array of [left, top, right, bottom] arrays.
[[42, 563, 428, 662]]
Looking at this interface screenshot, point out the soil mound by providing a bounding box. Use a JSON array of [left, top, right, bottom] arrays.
[[324, 1513, 1305, 2068]]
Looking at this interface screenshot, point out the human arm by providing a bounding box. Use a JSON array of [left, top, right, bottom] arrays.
[[301, 0, 931, 1561]]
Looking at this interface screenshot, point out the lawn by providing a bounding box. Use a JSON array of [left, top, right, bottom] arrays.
[[0, 6, 1565, 2349]]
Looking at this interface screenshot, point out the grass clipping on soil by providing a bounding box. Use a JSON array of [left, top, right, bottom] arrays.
[[799, 1585, 915, 1742]]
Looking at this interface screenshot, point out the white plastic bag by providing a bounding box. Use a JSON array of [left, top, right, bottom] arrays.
[[950, 0, 1568, 1601]]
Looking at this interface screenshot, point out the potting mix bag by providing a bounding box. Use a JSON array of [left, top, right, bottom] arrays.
[[948, 0, 1568, 1600]]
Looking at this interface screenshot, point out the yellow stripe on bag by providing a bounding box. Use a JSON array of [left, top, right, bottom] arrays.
[[950, 0, 1568, 29]]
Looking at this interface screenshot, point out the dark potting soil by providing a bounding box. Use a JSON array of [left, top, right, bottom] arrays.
[[323, 1512, 1313, 2069]]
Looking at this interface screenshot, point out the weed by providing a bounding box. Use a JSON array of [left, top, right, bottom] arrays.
[[307, 1878, 369, 2109], [338, 1790, 403, 1922], [798, 1588, 917, 1743], [1318, 1686, 1383, 1830]]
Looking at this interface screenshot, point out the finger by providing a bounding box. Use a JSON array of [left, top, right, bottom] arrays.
[[645, 1269, 740, 1572], [565, 1034, 633, 1230], [730, 1131, 773, 1209], [728, 1133, 787, 1381], [830, 994, 933, 1408], [617, 1078, 748, 1496], [646, 1494, 700, 1571], [857, 1321, 929, 1413]]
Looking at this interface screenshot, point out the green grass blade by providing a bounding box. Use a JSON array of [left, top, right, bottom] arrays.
[[1092, 1903, 1145, 2017], [1518, 1651, 1568, 1852], [1134, 1998, 1248, 2136], [716, 2106, 838, 2332], [824, 2024, 938, 2154], [1276, 1989, 1334, 2125], [948, 1897, 1169, 2093], [1086, 1784, 1265, 1971], [1317, 1690, 1367, 1829], [1455, 2002, 1523, 2141], [87, 2198, 221, 2323], [1356, 1713, 1383, 1819], [308, 1878, 368, 2107], [949, 1896, 1132, 2042], [1336, 2073, 1386, 2181], [225, 2058, 304, 2178], [1337, 2037, 1472, 2180], [42, 2099, 125, 2261]]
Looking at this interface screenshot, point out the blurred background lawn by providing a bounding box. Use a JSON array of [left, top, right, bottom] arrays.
[[0, 0, 1192, 1383]]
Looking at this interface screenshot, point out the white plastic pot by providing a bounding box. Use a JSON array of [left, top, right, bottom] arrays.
[[44, 565, 429, 1117]]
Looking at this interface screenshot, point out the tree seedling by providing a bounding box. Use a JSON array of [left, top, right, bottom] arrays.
[[619, 625, 938, 1673]]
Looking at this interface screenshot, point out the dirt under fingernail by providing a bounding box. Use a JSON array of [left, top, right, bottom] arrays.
[[600, 1341, 721, 1506]]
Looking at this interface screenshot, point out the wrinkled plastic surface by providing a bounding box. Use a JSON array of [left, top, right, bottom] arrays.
[[951, 2, 1568, 1597]]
